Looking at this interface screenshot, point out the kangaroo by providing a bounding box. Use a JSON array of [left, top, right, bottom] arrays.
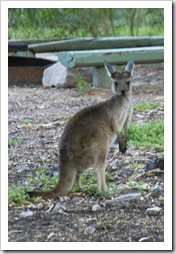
[[27, 60, 134, 199]]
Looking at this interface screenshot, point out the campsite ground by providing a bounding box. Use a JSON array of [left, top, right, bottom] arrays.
[[8, 63, 164, 242]]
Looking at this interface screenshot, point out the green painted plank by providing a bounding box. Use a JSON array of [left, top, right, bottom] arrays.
[[58, 46, 164, 68], [9, 38, 69, 45], [29, 36, 164, 53]]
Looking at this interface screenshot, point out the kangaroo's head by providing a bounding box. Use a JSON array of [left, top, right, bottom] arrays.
[[104, 60, 135, 97]]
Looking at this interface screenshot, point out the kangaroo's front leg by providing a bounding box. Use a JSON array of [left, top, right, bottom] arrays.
[[119, 129, 128, 154], [112, 120, 126, 154], [121, 113, 132, 153], [119, 137, 127, 154]]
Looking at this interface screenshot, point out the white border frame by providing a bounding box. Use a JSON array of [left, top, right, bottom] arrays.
[[1, 1, 172, 251]]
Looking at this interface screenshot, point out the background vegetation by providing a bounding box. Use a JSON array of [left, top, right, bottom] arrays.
[[8, 8, 164, 39]]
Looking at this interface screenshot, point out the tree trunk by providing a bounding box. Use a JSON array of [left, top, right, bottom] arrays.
[[130, 9, 137, 36]]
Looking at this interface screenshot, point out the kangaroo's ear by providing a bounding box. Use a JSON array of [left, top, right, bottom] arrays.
[[125, 60, 135, 76], [104, 60, 116, 77]]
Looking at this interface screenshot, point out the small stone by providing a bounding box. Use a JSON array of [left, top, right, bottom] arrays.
[[53, 203, 66, 211], [20, 210, 33, 218], [152, 187, 164, 196], [47, 232, 55, 240], [92, 204, 101, 212], [139, 236, 151, 242], [128, 236, 132, 242], [114, 192, 141, 201], [84, 226, 96, 235], [37, 203, 43, 209], [145, 158, 164, 172], [52, 203, 68, 215], [37, 105, 45, 109], [109, 159, 118, 167], [50, 165, 59, 176], [146, 206, 162, 214], [17, 165, 29, 171]]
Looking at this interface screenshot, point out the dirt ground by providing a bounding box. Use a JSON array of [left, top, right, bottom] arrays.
[[8, 63, 164, 243]]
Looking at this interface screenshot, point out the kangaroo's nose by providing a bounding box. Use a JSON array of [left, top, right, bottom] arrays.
[[121, 90, 125, 96]]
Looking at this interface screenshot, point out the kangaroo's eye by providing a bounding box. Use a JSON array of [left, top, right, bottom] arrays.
[[114, 82, 118, 86], [126, 81, 130, 86]]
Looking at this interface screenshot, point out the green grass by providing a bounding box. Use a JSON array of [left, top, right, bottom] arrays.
[[75, 71, 91, 92], [8, 139, 18, 148], [28, 166, 58, 191], [8, 138, 25, 148], [43, 120, 49, 124], [8, 186, 32, 204], [128, 119, 164, 150], [8, 25, 163, 40], [9, 166, 58, 204], [130, 162, 139, 169], [37, 157, 47, 164], [134, 102, 164, 112], [8, 27, 63, 40], [22, 119, 33, 125], [22, 119, 42, 125], [127, 178, 144, 191], [33, 119, 39, 124], [8, 186, 43, 204], [8, 167, 114, 203]]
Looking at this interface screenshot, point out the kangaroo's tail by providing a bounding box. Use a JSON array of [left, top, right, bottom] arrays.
[[26, 165, 77, 199]]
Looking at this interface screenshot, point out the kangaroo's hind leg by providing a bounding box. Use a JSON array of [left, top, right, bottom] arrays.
[[96, 162, 107, 192], [96, 144, 109, 192], [74, 173, 81, 187]]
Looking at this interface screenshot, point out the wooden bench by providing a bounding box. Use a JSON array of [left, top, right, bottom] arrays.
[[9, 37, 164, 87], [58, 47, 164, 87], [8, 38, 68, 57], [28, 36, 163, 52], [55, 37, 164, 87]]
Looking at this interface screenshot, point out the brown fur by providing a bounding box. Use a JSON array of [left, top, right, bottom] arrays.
[[27, 60, 134, 199]]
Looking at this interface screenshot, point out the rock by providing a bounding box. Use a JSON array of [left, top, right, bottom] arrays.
[[96, 222, 114, 231], [47, 232, 55, 240], [92, 204, 101, 212], [114, 192, 141, 201], [50, 165, 59, 177], [53, 203, 66, 211], [20, 210, 34, 218], [152, 187, 164, 196], [42, 62, 74, 88], [145, 158, 164, 172], [146, 206, 162, 214], [84, 226, 96, 235], [52, 203, 68, 215], [42, 61, 92, 88], [17, 165, 29, 171], [139, 236, 151, 242], [109, 158, 118, 167]]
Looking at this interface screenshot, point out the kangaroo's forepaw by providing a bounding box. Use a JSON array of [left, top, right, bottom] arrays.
[[119, 142, 127, 154]]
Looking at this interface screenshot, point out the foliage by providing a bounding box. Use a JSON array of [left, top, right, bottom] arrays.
[[8, 8, 164, 39], [8, 186, 31, 204], [130, 162, 138, 169], [128, 119, 164, 150], [134, 102, 164, 112], [28, 166, 58, 191], [22, 119, 32, 125], [8, 138, 25, 148], [8, 139, 18, 147], [75, 71, 91, 92], [127, 178, 144, 191]]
